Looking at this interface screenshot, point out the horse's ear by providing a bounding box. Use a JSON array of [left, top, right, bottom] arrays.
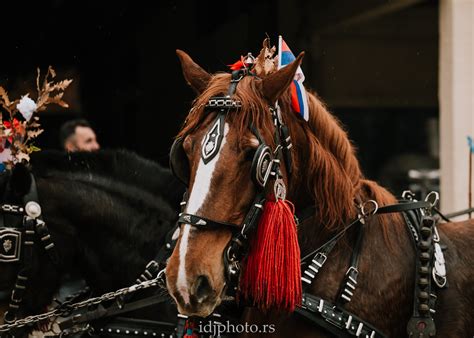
[[176, 49, 211, 94], [262, 52, 305, 104], [11, 163, 32, 197]]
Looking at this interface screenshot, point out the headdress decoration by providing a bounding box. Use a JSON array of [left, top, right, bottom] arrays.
[[278, 35, 309, 121], [0, 66, 72, 168], [228, 36, 309, 121]]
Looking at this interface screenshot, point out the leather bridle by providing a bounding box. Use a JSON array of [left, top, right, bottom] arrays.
[[169, 66, 294, 293]]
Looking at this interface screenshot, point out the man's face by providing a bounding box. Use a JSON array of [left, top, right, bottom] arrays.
[[65, 126, 100, 152]]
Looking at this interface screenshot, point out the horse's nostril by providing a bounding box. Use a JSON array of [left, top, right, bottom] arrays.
[[194, 275, 213, 301]]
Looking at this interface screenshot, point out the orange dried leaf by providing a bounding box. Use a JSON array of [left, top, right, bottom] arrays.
[[0, 87, 11, 106], [49, 79, 72, 92], [27, 129, 44, 139]]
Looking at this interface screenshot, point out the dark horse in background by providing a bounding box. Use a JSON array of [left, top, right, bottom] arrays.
[[0, 149, 184, 336], [165, 45, 474, 337]]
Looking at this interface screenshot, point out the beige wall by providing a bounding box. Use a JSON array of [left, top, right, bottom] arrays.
[[439, 0, 474, 214]]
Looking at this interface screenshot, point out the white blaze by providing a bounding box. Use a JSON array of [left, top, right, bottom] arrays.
[[176, 123, 229, 304]]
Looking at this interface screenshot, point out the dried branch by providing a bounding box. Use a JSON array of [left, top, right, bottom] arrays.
[[0, 66, 72, 167]]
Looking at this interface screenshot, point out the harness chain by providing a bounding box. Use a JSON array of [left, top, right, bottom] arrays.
[[0, 275, 165, 333]]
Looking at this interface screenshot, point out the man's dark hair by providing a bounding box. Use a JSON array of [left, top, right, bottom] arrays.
[[59, 119, 92, 149]]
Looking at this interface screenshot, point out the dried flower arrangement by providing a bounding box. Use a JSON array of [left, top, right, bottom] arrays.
[[0, 66, 72, 167]]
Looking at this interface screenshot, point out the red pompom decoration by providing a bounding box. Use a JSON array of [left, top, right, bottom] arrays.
[[228, 60, 245, 71]]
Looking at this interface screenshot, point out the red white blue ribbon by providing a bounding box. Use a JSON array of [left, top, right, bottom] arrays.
[[278, 35, 309, 121]]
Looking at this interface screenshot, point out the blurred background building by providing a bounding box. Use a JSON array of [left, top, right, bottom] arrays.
[[0, 0, 472, 214]]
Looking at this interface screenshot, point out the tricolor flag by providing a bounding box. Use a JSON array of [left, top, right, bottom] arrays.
[[278, 35, 309, 121]]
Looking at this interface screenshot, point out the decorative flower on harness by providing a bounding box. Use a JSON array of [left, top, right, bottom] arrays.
[[16, 94, 37, 121], [0, 66, 72, 167]]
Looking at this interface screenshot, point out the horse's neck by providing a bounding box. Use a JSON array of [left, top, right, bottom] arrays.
[[38, 175, 174, 291]]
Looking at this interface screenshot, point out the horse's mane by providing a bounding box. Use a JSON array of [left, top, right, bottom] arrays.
[[30, 149, 186, 208], [29, 150, 181, 289], [179, 72, 401, 240]]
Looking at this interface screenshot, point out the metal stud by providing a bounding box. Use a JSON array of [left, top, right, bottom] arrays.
[[25, 201, 41, 218], [420, 252, 430, 261], [419, 278, 429, 287], [419, 303, 430, 313]]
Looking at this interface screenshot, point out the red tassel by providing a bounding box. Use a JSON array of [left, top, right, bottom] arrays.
[[240, 199, 302, 312]]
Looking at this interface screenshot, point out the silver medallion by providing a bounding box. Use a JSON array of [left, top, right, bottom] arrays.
[[3, 239, 12, 253], [274, 178, 287, 201]]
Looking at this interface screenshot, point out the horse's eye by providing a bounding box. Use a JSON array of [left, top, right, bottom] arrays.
[[244, 148, 256, 162]]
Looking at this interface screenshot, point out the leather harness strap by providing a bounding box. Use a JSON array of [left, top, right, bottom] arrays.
[[336, 221, 365, 306], [4, 173, 61, 327], [296, 198, 445, 338], [58, 293, 171, 331], [178, 213, 240, 231], [377, 201, 432, 214], [297, 293, 387, 338]]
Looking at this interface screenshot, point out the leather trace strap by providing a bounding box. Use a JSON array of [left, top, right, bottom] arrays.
[[296, 293, 387, 338], [377, 201, 431, 214], [336, 221, 366, 306], [59, 293, 171, 333], [301, 236, 338, 286], [93, 317, 176, 338]]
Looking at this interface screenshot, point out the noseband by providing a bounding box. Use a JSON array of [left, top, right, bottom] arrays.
[[170, 65, 294, 293]]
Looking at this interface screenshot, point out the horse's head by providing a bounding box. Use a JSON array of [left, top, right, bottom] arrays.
[[166, 49, 304, 317]]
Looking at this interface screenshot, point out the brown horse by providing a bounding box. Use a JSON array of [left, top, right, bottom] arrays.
[[165, 45, 474, 337]]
